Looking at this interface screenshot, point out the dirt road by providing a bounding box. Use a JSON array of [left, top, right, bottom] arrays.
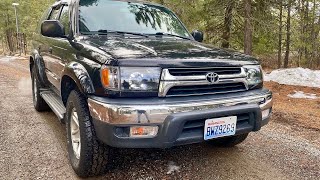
[[0, 57, 319, 180]]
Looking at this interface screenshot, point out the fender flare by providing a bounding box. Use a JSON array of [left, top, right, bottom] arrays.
[[30, 49, 48, 86], [61, 62, 95, 95]]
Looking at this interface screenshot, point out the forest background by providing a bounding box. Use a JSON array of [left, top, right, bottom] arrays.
[[1, 0, 319, 69]]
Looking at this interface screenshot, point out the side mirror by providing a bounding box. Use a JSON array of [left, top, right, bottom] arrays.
[[191, 30, 204, 42], [41, 20, 65, 38]]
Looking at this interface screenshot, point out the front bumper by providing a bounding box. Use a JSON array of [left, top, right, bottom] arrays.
[[88, 89, 273, 148]]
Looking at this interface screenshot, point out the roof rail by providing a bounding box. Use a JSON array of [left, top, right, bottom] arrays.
[[52, 0, 68, 9]]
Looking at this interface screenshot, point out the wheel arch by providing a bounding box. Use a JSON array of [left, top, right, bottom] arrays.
[[30, 50, 48, 87], [60, 62, 95, 105], [30, 49, 39, 72], [29, 56, 35, 74]]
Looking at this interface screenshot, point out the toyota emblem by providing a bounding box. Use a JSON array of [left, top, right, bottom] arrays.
[[206, 72, 219, 83]]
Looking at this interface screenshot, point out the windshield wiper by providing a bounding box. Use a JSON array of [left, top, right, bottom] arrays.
[[150, 32, 191, 40], [80, 31, 105, 35], [97, 30, 149, 38], [80, 30, 148, 38], [81, 31, 190, 40]]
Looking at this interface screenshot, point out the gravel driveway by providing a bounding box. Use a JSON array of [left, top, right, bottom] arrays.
[[0, 57, 319, 180]]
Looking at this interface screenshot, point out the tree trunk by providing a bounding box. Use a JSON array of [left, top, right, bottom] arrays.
[[309, 0, 317, 68], [304, 1, 309, 61], [222, 0, 235, 48], [317, 17, 320, 67], [5, 9, 14, 53], [297, 0, 304, 67], [277, 0, 283, 68], [284, 1, 291, 68], [244, 0, 252, 55]]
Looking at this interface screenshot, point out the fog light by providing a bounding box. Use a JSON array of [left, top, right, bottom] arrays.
[[130, 126, 158, 138], [262, 109, 271, 119]]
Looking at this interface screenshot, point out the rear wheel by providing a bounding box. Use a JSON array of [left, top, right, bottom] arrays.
[[66, 90, 112, 177], [31, 66, 50, 111], [207, 133, 249, 147]]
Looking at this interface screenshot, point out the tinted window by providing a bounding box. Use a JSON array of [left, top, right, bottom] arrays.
[[79, 0, 191, 38], [60, 6, 70, 35], [49, 7, 61, 20]]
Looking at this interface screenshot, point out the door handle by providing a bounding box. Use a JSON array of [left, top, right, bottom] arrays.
[[49, 47, 53, 54]]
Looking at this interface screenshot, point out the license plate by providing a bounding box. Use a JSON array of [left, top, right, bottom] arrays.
[[204, 116, 237, 140]]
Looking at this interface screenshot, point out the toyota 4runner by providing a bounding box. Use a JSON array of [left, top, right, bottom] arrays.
[[30, 0, 273, 177]]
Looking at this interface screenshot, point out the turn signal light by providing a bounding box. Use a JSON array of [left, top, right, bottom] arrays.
[[101, 68, 110, 87], [100, 66, 119, 89], [130, 126, 158, 138]]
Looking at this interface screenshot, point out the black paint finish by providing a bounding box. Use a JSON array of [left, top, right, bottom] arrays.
[[77, 35, 259, 67], [30, 0, 261, 98]]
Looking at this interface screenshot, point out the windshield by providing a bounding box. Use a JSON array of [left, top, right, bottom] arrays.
[[79, 0, 191, 38]]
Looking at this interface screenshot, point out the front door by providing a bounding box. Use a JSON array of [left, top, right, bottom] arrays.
[[41, 5, 70, 92]]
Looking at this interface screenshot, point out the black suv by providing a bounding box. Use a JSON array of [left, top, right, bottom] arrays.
[[30, 0, 273, 177]]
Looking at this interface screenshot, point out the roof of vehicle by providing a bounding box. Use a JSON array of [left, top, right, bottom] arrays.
[[52, 0, 69, 7], [54, 0, 164, 7]]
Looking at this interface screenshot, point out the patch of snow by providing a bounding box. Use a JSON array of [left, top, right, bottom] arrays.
[[0, 56, 18, 62], [166, 161, 180, 175], [0, 56, 27, 62], [264, 68, 320, 88], [288, 91, 318, 99]]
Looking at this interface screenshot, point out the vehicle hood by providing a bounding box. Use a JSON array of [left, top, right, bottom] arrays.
[[78, 36, 259, 67]]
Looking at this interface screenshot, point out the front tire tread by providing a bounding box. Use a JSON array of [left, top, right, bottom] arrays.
[[66, 90, 112, 177]]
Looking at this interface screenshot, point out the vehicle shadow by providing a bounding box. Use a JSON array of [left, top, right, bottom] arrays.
[[100, 141, 243, 179], [38, 111, 68, 152], [39, 112, 244, 179]]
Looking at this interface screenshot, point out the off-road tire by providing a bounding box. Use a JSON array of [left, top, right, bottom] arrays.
[[66, 90, 112, 177], [31, 66, 50, 111], [207, 133, 249, 147]]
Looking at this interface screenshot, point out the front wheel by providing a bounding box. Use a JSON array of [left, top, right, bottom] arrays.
[[66, 90, 112, 177], [206, 133, 249, 147]]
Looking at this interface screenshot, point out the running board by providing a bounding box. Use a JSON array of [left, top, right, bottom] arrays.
[[40, 90, 66, 122]]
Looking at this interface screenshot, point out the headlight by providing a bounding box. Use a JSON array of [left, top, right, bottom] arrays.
[[244, 65, 263, 87], [120, 67, 161, 91], [101, 66, 161, 91]]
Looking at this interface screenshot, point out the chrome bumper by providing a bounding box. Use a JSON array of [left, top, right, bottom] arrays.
[[88, 90, 273, 125]]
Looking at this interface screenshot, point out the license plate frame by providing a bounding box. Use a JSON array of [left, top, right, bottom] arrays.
[[204, 116, 237, 140]]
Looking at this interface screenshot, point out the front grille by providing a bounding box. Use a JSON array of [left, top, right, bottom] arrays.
[[159, 67, 248, 97], [168, 67, 242, 76], [177, 113, 252, 141], [166, 82, 247, 96]]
